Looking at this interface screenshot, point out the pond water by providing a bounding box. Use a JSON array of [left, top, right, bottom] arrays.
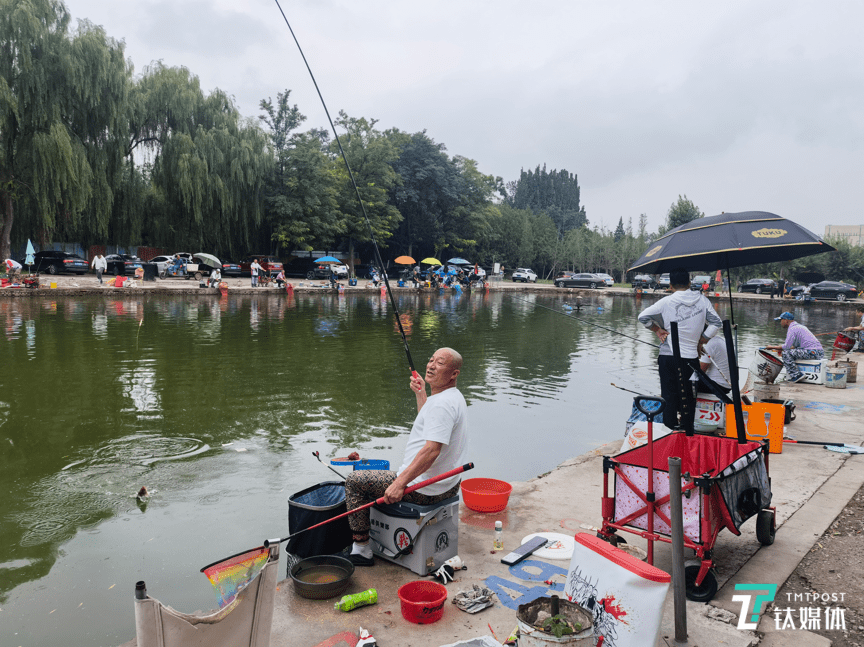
[[0, 290, 849, 646]]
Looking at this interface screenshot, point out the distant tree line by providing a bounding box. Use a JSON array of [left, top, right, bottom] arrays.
[[2, 1, 858, 286]]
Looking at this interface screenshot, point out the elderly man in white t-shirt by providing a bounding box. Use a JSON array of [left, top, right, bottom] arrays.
[[343, 347, 468, 566]]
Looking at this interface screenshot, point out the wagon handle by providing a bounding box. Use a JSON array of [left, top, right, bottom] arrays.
[[633, 396, 665, 421]]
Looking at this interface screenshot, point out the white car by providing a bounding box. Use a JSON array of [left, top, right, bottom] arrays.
[[333, 263, 349, 278], [149, 255, 173, 275], [512, 268, 538, 283], [596, 273, 615, 286]]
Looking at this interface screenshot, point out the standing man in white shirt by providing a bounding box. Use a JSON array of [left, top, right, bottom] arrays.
[[250, 258, 261, 288], [343, 348, 468, 566], [637, 269, 723, 430], [91, 254, 107, 284]]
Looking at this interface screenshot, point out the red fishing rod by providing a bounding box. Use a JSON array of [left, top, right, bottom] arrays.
[[264, 463, 474, 547], [272, 0, 418, 378]]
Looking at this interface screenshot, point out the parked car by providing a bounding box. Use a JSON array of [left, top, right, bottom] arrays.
[[221, 260, 242, 277], [630, 274, 656, 289], [556, 271, 578, 280], [512, 268, 538, 283], [27, 251, 90, 275], [240, 255, 283, 277], [105, 254, 143, 276], [738, 278, 777, 294], [596, 273, 615, 286], [787, 284, 809, 297], [149, 255, 174, 275], [690, 275, 715, 291], [658, 273, 670, 288], [555, 273, 607, 289], [806, 281, 858, 302]]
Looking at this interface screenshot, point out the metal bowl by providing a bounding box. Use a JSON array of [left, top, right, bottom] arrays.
[[289, 555, 354, 600]]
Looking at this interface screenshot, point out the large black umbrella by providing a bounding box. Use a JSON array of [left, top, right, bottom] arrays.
[[629, 211, 833, 274], [629, 211, 835, 443]]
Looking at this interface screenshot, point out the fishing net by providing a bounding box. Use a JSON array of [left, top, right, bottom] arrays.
[[201, 546, 270, 609]]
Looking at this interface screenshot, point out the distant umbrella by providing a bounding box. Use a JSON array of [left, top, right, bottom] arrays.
[[25, 240, 35, 266], [194, 253, 222, 269], [394, 255, 416, 265], [314, 256, 342, 264], [420, 257, 442, 265], [447, 257, 470, 265]]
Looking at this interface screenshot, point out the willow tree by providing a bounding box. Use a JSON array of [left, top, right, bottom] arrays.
[[126, 63, 272, 255], [0, 0, 128, 259]]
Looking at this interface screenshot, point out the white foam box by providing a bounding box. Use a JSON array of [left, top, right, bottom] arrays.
[[779, 358, 828, 385]]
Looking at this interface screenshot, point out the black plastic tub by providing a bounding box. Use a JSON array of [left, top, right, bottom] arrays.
[[290, 555, 354, 600]]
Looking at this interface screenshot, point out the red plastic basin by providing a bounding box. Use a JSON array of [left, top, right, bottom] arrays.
[[398, 580, 447, 624], [460, 477, 512, 513]]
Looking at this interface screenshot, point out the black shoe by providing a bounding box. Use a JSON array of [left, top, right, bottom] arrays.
[[337, 546, 375, 566]]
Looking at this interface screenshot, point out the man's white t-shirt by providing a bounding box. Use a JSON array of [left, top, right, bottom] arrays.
[[398, 387, 468, 496], [698, 335, 731, 389]]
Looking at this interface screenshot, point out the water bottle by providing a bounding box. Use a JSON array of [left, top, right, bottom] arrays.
[[334, 588, 378, 612], [494, 520, 503, 550]]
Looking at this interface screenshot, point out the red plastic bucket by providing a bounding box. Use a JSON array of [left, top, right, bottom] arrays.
[[115, 276, 125, 287], [834, 332, 856, 352], [397, 581, 447, 624]]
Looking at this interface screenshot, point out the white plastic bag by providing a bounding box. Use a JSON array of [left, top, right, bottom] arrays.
[[620, 420, 673, 453], [564, 533, 670, 647]]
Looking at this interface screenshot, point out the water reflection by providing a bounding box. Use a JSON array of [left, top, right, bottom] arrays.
[[0, 291, 851, 645]]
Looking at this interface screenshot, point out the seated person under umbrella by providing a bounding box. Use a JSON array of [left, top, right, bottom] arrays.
[[693, 334, 732, 395], [208, 267, 222, 288], [342, 348, 467, 566]]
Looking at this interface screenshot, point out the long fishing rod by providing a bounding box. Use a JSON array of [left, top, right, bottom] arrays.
[[272, 0, 417, 377], [511, 295, 660, 349]]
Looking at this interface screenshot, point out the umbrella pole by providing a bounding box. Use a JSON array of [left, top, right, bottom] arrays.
[[726, 265, 738, 361], [723, 320, 747, 444]]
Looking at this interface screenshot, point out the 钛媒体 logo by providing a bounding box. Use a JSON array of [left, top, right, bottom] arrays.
[[733, 584, 848, 631]]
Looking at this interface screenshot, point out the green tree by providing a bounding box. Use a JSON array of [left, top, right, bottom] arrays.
[[0, 0, 129, 259], [666, 194, 704, 231], [330, 112, 402, 271], [259, 91, 340, 252], [613, 217, 625, 242], [508, 164, 587, 235]]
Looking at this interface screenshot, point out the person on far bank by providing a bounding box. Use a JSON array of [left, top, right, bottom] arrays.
[[250, 258, 261, 287], [342, 348, 468, 566], [91, 254, 107, 284], [637, 269, 723, 430], [765, 312, 824, 383], [844, 306, 864, 352]]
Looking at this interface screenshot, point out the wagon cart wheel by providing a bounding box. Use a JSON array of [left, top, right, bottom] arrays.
[[596, 531, 627, 547], [684, 560, 718, 602], [756, 509, 776, 546], [195, 272, 203, 281]]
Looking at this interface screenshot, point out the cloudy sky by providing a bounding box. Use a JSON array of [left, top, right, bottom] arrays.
[[65, 0, 863, 236]]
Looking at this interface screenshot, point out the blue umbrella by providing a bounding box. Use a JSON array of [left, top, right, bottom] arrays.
[[25, 240, 35, 266], [314, 256, 342, 264], [447, 257, 470, 265]]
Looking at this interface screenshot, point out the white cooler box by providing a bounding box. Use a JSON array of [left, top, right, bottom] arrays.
[[369, 496, 459, 576], [780, 358, 828, 385]]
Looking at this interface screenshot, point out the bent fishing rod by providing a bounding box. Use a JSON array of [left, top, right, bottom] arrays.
[[272, 0, 418, 377], [263, 463, 474, 547], [510, 295, 660, 349]]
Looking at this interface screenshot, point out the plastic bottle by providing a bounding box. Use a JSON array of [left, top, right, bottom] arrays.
[[494, 520, 503, 550], [334, 588, 378, 612]]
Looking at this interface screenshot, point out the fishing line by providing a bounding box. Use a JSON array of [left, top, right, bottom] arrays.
[[510, 295, 660, 349], [272, 0, 417, 375]]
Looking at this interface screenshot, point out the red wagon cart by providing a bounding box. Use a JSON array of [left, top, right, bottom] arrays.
[[598, 396, 776, 601]]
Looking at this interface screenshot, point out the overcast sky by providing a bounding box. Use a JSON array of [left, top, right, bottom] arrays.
[[65, 0, 864, 236]]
